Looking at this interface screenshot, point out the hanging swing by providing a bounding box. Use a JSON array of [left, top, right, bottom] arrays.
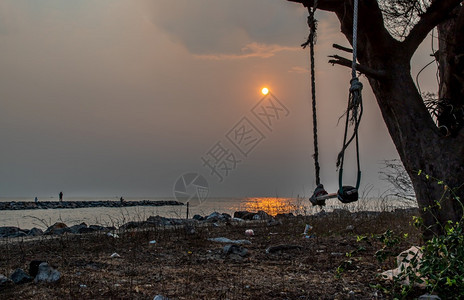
[[303, 0, 363, 206]]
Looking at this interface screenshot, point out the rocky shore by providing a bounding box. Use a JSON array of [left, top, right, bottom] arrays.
[[0, 208, 418, 239], [0, 200, 183, 211]]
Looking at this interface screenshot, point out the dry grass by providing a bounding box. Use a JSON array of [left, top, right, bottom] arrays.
[[0, 209, 422, 299]]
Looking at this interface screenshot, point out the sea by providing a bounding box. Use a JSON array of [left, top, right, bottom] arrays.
[[0, 196, 415, 230]]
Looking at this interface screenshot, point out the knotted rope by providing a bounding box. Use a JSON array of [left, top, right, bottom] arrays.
[[301, 0, 320, 186], [337, 0, 363, 193]]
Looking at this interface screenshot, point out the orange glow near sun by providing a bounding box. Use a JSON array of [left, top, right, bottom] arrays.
[[261, 87, 269, 95]]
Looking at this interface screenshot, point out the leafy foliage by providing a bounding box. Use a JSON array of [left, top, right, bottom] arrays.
[[378, 173, 464, 298]]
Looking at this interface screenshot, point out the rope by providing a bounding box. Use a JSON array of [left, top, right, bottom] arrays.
[[351, 0, 359, 80], [337, 0, 363, 193], [301, 1, 320, 186]]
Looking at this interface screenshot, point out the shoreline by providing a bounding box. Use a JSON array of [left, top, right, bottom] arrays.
[[0, 200, 184, 211]]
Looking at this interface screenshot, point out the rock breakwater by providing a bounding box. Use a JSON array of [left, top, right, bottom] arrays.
[[0, 200, 183, 211]]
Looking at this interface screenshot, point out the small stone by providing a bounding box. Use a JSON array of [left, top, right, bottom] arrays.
[[418, 294, 441, 300], [34, 262, 60, 283], [266, 244, 302, 254], [29, 260, 46, 277], [153, 295, 170, 300], [245, 229, 254, 236], [184, 224, 196, 235], [267, 218, 282, 226], [223, 244, 248, 257], [0, 274, 14, 290], [107, 232, 119, 238], [346, 225, 354, 231], [10, 268, 33, 284], [208, 237, 251, 245], [110, 253, 121, 258]]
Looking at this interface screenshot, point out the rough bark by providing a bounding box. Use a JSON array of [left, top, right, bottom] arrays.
[[287, 0, 464, 238]]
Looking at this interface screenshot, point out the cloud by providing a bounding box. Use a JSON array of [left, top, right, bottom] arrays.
[[194, 42, 299, 60], [142, 0, 308, 56], [288, 66, 309, 73]]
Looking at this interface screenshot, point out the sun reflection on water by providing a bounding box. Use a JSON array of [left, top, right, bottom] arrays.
[[242, 197, 300, 216]]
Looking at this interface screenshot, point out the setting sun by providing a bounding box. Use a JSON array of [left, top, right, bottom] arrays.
[[261, 87, 269, 95]]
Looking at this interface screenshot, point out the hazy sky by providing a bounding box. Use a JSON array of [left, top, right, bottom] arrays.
[[0, 0, 438, 198]]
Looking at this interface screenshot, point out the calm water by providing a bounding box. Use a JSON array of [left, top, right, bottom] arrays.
[[0, 196, 414, 230]]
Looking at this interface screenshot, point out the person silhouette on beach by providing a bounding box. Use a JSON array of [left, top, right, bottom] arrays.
[[35, 197, 38, 203], [120, 197, 124, 203], [59, 191, 63, 202]]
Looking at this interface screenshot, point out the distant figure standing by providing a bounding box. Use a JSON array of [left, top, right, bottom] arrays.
[[34, 197, 38, 203], [120, 197, 124, 203], [59, 191, 63, 202]]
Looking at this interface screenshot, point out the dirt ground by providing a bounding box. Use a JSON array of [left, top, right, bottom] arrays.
[[0, 209, 422, 299]]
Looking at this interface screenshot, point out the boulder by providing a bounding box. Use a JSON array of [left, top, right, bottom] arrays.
[[192, 214, 204, 221], [10, 231, 28, 238], [234, 211, 255, 220], [34, 262, 60, 283], [206, 212, 226, 222], [275, 212, 294, 219], [10, 268, 33, 284], [119, 221, 147, 230], [44, 222, 70, 235], [69, 223, 88, 234], [0, 226, 22, 238], [147, 215, 173, 226], [256, 210, 272, 220], [27, 228, 44, 236], [89, 225, 106, 231], [221, 213, 232, 220]]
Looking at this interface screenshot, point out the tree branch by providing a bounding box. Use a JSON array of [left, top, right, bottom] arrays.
[[403, 0, 462, 57], [333, 43, 352, 53], [286, 0, 343, 12], [328, 55, 387, 79]]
